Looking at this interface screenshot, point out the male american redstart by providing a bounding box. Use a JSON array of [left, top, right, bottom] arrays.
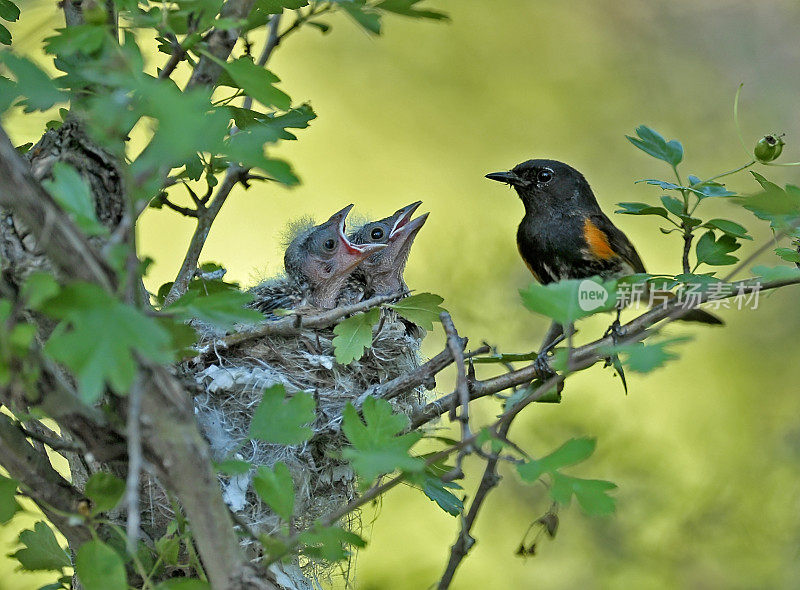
[[486, 159, 722, 349]]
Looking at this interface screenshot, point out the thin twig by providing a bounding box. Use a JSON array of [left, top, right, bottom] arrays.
[[440, 312, 471, 479], [438, 420, 513, 589], [125, 378, 144, 555], [163, 167, 247, 306]]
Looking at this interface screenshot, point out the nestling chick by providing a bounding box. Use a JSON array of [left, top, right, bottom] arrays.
[[346, 201, 429, 300], [249, 205, 386, 313]]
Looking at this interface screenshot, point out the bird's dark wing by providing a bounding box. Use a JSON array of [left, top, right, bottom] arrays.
[[248, 279, 302, 314], [583, 214, 647, 275]]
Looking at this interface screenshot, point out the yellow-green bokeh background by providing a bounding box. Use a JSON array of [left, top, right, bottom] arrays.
[[3, 1, 800, 588]]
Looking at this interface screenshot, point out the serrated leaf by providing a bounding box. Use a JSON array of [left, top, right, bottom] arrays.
[[751, 265, 800, 282], [42, 282, 174, 401], [604, 337, 690, 374], [418, 473, 462, 516], [375, 0, 448, 20], [342, 397, 423, 486], [0, 52, 67, 112], [695, 231, 740, 267], [660, 195, 685, 217], [615, 202, 670, 219], [225, 126, 299, 185], [387, 292, 445, 330], [85, 472, 125, 515], [332, 307, 380, 364], [255, 0, 308, 13], [0, 0, 20, 22], [625, 125, 683, 166], [249, 384, 315, 445], [43, 25, 107, 57], [42, 163, 106, 236], [0, 22, 9, 45], [21, 273, 60, 310], [739, 173, 800, 231], [702, 219, 752, 240], [341, 2, 382, 34], [75, 540, 126, 590], [214, 459, 251, 475], [775, 247, 800, 263], [550, 473, 617, 516], [517, 437, 596, 482], [0, 474, 20, 524], [253, 462, 294, 521], [520, 278, 616, 325], [221, 56, 290, 109], [166, 283, 262, 330], [10, 522, 71, 571], [299, 525, 366, 562]]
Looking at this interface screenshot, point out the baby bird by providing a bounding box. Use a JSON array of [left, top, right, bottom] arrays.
[[249, 205, 385, 314], [346, 201, 429, 301]]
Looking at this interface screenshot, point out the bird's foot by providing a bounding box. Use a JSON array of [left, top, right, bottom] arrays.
[[533, 334, 565, 381], [602, 317, 628, 394]]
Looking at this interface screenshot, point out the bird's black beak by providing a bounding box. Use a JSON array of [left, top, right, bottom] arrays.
[[486, 171, 526, 187]]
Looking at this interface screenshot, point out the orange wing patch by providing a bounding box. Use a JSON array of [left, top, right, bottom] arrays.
[[582, 218, 616, 260]]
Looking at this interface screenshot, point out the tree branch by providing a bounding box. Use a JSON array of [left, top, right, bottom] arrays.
[[163, 167, 247, 306]]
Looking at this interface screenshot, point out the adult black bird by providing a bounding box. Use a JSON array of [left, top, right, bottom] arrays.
[[249, 205, 385, 314], [486, 159, 722, 346], [347, 201, 429, 300]]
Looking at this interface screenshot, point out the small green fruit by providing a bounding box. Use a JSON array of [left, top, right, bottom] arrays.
[[754, 133, 785, 163]]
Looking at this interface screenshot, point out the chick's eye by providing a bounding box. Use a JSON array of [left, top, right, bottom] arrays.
[[323, 238, 336, 250], [537, 169, 553, 183], [370, 227, 384, 241]]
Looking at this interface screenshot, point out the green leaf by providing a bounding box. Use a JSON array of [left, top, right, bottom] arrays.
[[228, 103, 316, 139], [417, 472, 463, 516], [299, 525, 366, 562], [332, 307, 380, 364], [691, 181, 736, 199], [660, 195, 685, 217], [605, 337, 690, 374], [695, 231, 740, 267], [342, 397, 423, 486], [0, 0, 20, 22], [0, 52, 67, 112], [249, 384, 315, 445], [10, 522, 71, 572], [224, 127, 299, 185], [387, 292, 445, 330], [615, 202, 670, 219], [214, 459, 251, 475], [42, 283, 174, 401], [519, 278, 616, 325], [751, 265, 800, 282], [739, 173, 800, 231], [775, 247, 800, 263], [550, 473, 617, 516], [42, 163, 106, 236], [255, 0, 308, 14], [221, 56, 290, 109], [166, 284, 262, 330], [75, 540, 127, 590], [43, 25, 107, 57], [702, 219, 752, 240], [517, 437, 596, 482], [375, 0, 448, 20], [21, 273, 60, 310], [253, 462, 295, 521], [85, 472, 125, 515], [625, 125, 683, 166], [0, 474, 20, 524], [341, 1, 382, 34], [155, 534, 180, 566], [0, 22, 10, 45], [154, 580, 211, 590]]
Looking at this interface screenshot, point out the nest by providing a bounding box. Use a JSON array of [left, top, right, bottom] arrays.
[[175, 309, 426, 577]]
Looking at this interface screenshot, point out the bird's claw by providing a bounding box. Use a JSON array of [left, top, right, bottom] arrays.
[[532, 334, 565, 381]]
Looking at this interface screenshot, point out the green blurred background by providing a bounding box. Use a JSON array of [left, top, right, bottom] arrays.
[[4, 1, 800, 588]]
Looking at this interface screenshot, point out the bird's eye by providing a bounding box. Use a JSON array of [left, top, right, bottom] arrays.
[[537, 169, 553, 183], [370, 227, 384, 241], [323, 238, 336, 250]]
